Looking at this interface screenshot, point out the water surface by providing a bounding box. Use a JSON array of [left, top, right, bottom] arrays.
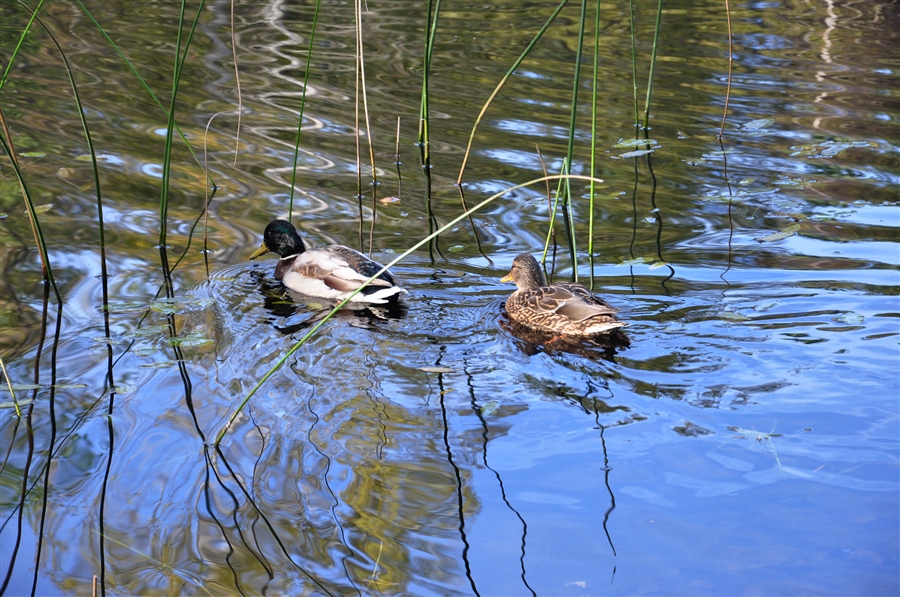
[[1, 0, 898, 595]]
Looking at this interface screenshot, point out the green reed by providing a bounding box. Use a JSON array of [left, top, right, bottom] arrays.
[[0, 0, 45, 93], [456, 0, 569, 185], [287, 0, 322, 220], [559, 0, 590, 282], [588, 0, 602, 289], [28, 8, 110, 297], [0, 130, 58, 298], [642, 0, 665, 134], [629, 0, 640, 130], [417, 0, 442, 166], [158, 0, 205, 248], [71, 0, 214, 188]]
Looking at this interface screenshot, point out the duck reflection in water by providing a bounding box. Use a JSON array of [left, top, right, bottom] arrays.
[[499, 316, 629, 361], [252, 269, 407, 337], [499, 253, 629, 360]]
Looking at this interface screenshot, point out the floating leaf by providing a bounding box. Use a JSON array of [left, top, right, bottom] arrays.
[[773, 177, 810, 187], [125, 324, 170, 338], [479, 400, 500, 416], [741, 118, 774, 131], [756, 223, 800, 243], [149, 297, 209, 314], [139, 361, 176, 369], [107, 301, 147, 313], [1, 383, 40, 392], [718, 310, 750, 321], [419, 366, 454, 374], [20, 151, 46, 158], [614, 149, 654, 159], [616, 257, 646, 266], [789, 140, 869, 158], [0, 399, 33, 409], [30, 204, 54, 214], [448, 244, 466, 253], [832, 313, 864, 325], [166, 333, 213, 347], [613, 138, 658, 148]]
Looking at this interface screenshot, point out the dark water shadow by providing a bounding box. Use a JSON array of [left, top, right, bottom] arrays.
[[248, 270, 408, 337], [498, 314, 630, 363]]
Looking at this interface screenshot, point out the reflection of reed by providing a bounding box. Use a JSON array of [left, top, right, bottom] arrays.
[[98, 238, 116, 597], [211, 444, 337, 596], [718, 137, 735, 290], [302, 378, 360, 594], [434, 347, 479, 595], [0, 285, 63, 596], [646, 155, 676, 291], [583, 384, 623, 562], [463, 358, 536, 597], [597, 424, 617, 558]]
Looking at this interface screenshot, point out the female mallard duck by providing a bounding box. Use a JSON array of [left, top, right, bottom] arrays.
[[250, 219, 406, 304], [500, 253, 626, 336]]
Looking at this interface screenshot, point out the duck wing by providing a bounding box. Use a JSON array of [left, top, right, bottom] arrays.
[[535, 284, 619, 322], [289, 246, 396, 293], [323, 245, 400, 286]]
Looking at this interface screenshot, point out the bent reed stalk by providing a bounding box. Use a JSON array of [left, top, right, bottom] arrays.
[[456, 0, 569, 185], [288, 0, 322, 220], [214, 173, 605, 447], [158, 0, 205, 248]]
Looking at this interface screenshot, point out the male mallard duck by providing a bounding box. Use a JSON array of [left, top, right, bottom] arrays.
[[500, 253, 626, 336], [250, 219, 406, 304]]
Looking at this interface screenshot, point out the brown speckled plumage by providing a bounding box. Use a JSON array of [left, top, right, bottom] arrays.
[[501, 254, 626, 336]]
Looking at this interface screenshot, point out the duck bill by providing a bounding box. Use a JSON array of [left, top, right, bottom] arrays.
[[249, 242, 270, 261], [500, 273, 513, 283]]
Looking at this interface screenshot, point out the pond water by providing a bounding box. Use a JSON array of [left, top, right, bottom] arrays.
[[1, 0, 898, 595]]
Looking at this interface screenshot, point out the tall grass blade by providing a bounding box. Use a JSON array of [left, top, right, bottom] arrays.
[[159, 0, 205, 247], [641, 0, 665, 134], [540, 159, 569, 275], [588, 0, 602, 289], [535, 144, 558, 280], [457, 0, 569, 185], [0, 0, 46, 92], [718, 0, 734, 139], [418, 0, 442, 260], [0, 358, 20, 418], [0, 116, 60, 298], [287, 0, 322, 219], [26, 5, 111, 309], [215, 173, 604, 446], [394, 116, 403, 199], [417, 0, 442, 165], [355, 0, 364, 251], [455, 185, 493, 265], [628, 0, 640, 130], [70, 0, 214, 188], [560, 0, 589, 282], [230, 0, 242, 165]]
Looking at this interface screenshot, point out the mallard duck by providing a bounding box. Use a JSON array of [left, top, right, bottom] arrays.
[[249, 219, 406, 304], [500, 253, 626, 336]]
